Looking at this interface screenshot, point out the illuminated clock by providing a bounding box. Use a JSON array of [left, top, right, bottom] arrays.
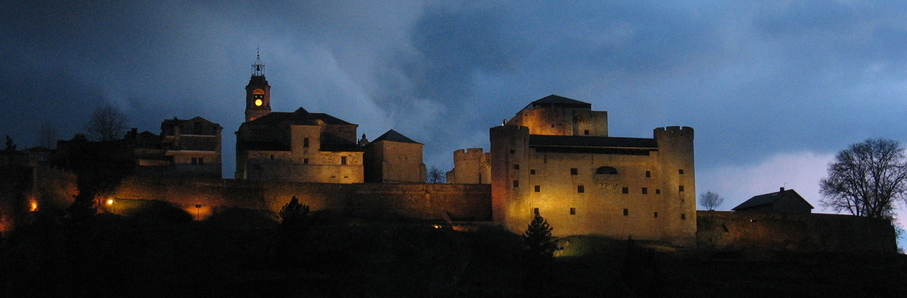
[[254, 99, 263, 106]]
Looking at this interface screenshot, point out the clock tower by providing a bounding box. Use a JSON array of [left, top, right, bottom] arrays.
[[244, 52, 271, 122]]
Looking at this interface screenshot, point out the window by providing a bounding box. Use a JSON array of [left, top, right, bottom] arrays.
[[530, 169, 536, 175], [577, 185, 584, 193], [303, 138, 310, 148], [645, 171, 651, 178], [534, 185, 540, 192], [270, 154, 274, 160], [513, 180, 519, 187], [679, 169, 684, 175], [681, 213, 687, 220], [583, 129, 590, 135], [303, 158, 309, 164], [656, 189, 661, 194], [198, 157, 204, 165], [533, 208, 539, 215], [596, 166, 618, 174], [570, 208, 576, 215], [191, 157, 197, 165], [510, 149, 515, 153], [679, 185, 685, 192], [514, 164, 520, 170], [622, 187, 629, 194], [623, 209, 629, 216], [641, 187, 648, 194], [341, 156, 347, 165], [570, 168, 578, 175], [654, 212, 658, 218]]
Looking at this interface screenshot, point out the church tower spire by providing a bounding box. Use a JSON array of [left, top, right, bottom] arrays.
[[244, 48, 271, 122]]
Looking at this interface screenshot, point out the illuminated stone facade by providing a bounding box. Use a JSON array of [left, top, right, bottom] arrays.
[[235, 107, 365, 183], [363, 130, 426, 183], [489, 95, 696, 245]]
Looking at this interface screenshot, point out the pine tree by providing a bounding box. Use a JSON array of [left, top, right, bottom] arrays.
[[523, 212, 557, 265]]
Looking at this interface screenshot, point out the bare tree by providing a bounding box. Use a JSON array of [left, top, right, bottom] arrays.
[[820, 138, 907, 219], [426, 166, 446, 183], [85, 105, 129, 141], [699, 190, 724, 211], [36, 122, 57, 148]]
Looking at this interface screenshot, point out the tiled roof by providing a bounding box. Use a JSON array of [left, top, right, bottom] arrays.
[[371, 129, 421, 144], [524, 95, 592, 110], [732, 189, 814, 211], [529, 135, 657, 148]]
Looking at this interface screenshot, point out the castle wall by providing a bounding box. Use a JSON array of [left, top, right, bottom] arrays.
[[105, 177, 491, 222], [364, 141, 425, 183], [0, 165, 77, 235], [697, 211, 897, 253]]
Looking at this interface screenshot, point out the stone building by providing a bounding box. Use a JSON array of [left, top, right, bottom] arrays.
[[486, 95, 696, 245], [362, 129, 426, 183], [131, 116, 224, 178]]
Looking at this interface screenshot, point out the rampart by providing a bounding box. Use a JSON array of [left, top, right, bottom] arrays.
[[697, 211, 897, 253], [106, 176, 492, 221]]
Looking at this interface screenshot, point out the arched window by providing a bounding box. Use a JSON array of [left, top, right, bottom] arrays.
[[596, 166, 618, 175]]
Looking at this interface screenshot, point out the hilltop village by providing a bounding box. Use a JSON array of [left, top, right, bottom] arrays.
[[0, 57, 897, 253]]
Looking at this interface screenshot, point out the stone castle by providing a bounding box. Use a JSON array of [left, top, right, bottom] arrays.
[[0, 56, 896, 252]]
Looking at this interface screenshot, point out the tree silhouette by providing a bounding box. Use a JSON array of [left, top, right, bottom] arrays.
[[85, 105, 129, 141], [699, 191, 724, 211], [522, 212, 557, 297], [426, 166, 445, 183], [821, 138, 907, 219]]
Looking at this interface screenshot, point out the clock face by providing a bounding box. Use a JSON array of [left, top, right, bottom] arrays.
[[254, 99, 263, 106]]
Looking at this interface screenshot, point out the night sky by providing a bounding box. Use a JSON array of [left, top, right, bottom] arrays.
[[4, 1, 907, 237]]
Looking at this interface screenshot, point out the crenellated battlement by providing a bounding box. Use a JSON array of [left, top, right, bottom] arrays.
[[654, 126, 694, 138]]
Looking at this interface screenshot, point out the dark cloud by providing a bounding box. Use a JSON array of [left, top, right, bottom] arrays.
[[3, 0, 907, 196]]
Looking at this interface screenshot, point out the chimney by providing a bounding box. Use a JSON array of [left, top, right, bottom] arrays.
[[780, 187, 785, 192]]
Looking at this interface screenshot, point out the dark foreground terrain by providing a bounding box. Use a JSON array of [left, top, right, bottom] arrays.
[[2, 208, 905, 297]]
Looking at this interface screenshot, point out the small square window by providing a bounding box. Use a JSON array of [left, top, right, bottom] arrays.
[[198, 158, 204, 165], [645, 171, 651, 178], [513, 180, 519, 187], [622, 187, 629, 194], [570, 207, 576, 215], [623, 209, 629, 216], [303, 158, 309, 164], [577, 185, 585, 193], [513, 164, 520, 170], [530, 169, 536, 175], [303, 137, 310, 148], [681, 213, 687, 220], [654, 212, 659, 218], [510, 149, 515, 153], [679, 185, 685, 192], [583, 129, 590, 135], [570, 168, 578, 175], [679, 169, 684, 175], [534, 185, 540, 192], [641, 187, 648, 194], [655, 189, 661, 194]]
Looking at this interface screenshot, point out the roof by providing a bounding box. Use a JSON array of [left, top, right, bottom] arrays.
[[161, 116, 221, 127], [732, 188, 815, 211], [247, 108, 355, 126], [529, 135, 657, 148], [371, 129, 421, 144], [523, 95, 592, 110]]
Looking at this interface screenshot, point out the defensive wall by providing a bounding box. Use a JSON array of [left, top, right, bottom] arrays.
[[697, 211, 897, 253], [106, 176, 491, 222], [0, 165, 77, 235]]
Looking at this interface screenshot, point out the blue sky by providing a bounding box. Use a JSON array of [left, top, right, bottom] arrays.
[[3, 1, 907, 245]]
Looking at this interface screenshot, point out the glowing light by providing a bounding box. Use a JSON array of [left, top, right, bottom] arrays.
[[106, 199, 114, 205], [29, 201, 38, 212]]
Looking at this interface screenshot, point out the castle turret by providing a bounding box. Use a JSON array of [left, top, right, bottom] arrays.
[[654, 126, 696, 245], [244, 51, 271, 122]]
